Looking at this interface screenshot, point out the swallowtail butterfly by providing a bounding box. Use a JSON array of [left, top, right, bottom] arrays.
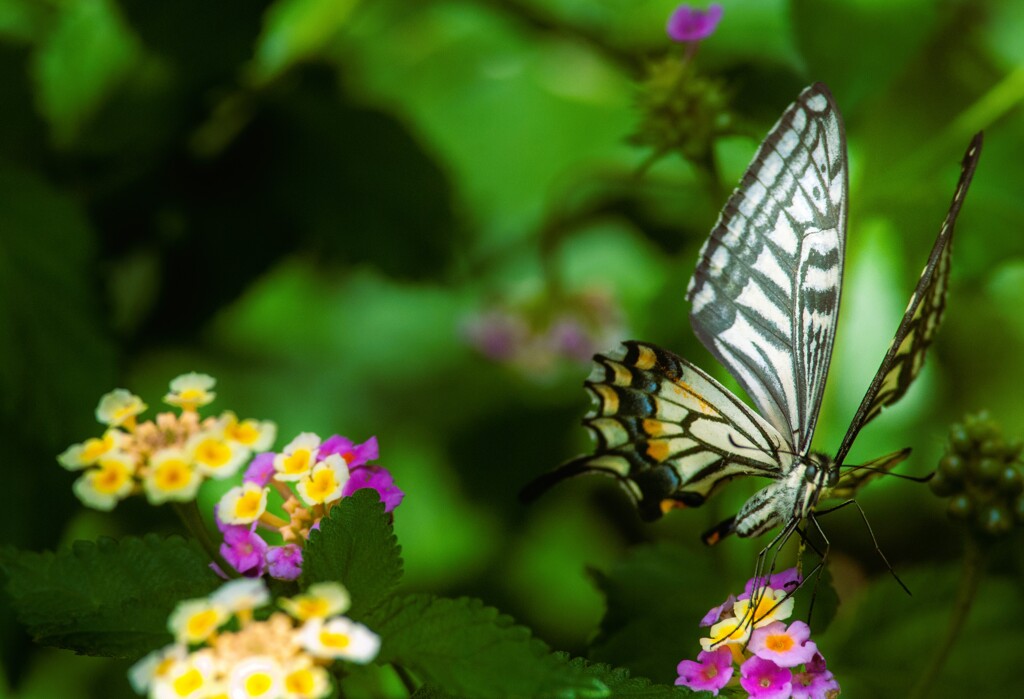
[[523, 83, 982, 548]]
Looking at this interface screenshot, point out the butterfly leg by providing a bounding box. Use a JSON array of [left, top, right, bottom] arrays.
[[739, 519, 802, 634]]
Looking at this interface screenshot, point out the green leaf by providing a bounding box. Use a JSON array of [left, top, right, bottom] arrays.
[[790, 0, 938, 110], [0, 163, 115, 447], [588, 542, 725, 685], [561, 657, 694, 698], [31, 0, 141, 145], [819, 563, 1024, 697], [251, 0, 360, 83], [301, 488, 403, 618], [0, 535, 221, 658], [367, 594, 607, 699]]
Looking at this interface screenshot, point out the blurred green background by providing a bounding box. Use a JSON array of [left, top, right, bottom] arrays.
[[1, 0, 1023, 697]]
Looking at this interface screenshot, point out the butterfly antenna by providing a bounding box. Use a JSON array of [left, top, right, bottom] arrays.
[[842, 463, 934, 484], [814, 498, 912, 596]]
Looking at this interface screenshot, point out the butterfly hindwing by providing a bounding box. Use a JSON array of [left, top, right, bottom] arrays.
[[833, 134, 983, 465], [560, 341, 794, 520], [687, 83, 847, 453]]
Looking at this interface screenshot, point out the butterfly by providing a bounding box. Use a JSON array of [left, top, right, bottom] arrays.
[[522, 83, 982, 550]]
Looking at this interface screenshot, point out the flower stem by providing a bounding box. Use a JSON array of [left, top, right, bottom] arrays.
[[393, 663, 418, 696], [172, 501, 236, 578], [908, 535, 986, 699]]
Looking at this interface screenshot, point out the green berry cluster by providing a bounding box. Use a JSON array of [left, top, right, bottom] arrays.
[[930, 412, 1024, 538], [629, 56, 732, 164]]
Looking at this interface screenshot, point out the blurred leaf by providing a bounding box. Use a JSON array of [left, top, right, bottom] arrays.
[[0, 41, 48, 166], [252, 0, 359, 83], [588, 541, 735, 685], [114, 0, 270, 86], [821, 562, 1024, 697], [30, 0, 140, 145], [0, 163, 115, 445], [368, 593, 607, 699], [254, 65, 460, 279], [301, 489, 403, 618], [791, 0, 938, 110], [0, 0, 49, 42], [0, 535, 220, 658]]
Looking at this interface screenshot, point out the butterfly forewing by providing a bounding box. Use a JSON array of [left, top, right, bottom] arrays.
[[833, 134, 983, 466], [574, 341, 793, 516], [687, 83, 847, 453]]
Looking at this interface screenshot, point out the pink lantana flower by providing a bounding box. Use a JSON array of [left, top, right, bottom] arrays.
[[243, 452, 276, 487], [740, 656, 793, 699], [700, 594, 736, 627], [219, 524, 268, 577], [749, 620, 819, 668], [675, 647, 733, 695], [740, 569, 802, 601], [342, 465, 404, 512], [319, 435, 379, 470], [792, 653, 840, 699]]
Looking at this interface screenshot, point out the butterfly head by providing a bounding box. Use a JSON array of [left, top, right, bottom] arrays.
[[797, 452, 839, 516]]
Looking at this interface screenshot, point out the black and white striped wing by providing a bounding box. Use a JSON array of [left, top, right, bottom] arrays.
[[686, 84, 847, 454], [521, 341, 793, 521], [833, 133, 983, 466]]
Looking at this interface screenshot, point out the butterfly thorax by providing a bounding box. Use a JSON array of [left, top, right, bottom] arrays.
[[732, 451, 839, 538]]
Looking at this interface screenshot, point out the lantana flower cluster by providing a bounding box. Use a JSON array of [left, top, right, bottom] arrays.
[[675, 569, 840, 699], [462, 288, 625, 377], [129, 578, 379, 699], [216, 432, 404, 580], [631, 3, 732, 166], [58, 374, 276, 510]]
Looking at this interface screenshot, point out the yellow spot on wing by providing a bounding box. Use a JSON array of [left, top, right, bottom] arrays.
[[635, 345, 657, 370], [610, 362, 633, 386], [592, 384, 619, 415], [643, 418, 664, 436], [660, 499, 687, 514], [646, 439, 670, 462]]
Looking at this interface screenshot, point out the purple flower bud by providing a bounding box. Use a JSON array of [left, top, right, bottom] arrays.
[[700, 594, 735, 627], [266, 544, 303, 580], [667, 4, 723, 43]]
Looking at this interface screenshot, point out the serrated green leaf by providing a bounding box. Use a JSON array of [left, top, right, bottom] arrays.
[[410, 686, 459, 699], [367, 594, 607, 699], [301, 488, 402, 618], [0, 535, 221, 658], [561, 657, 694, 698]]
